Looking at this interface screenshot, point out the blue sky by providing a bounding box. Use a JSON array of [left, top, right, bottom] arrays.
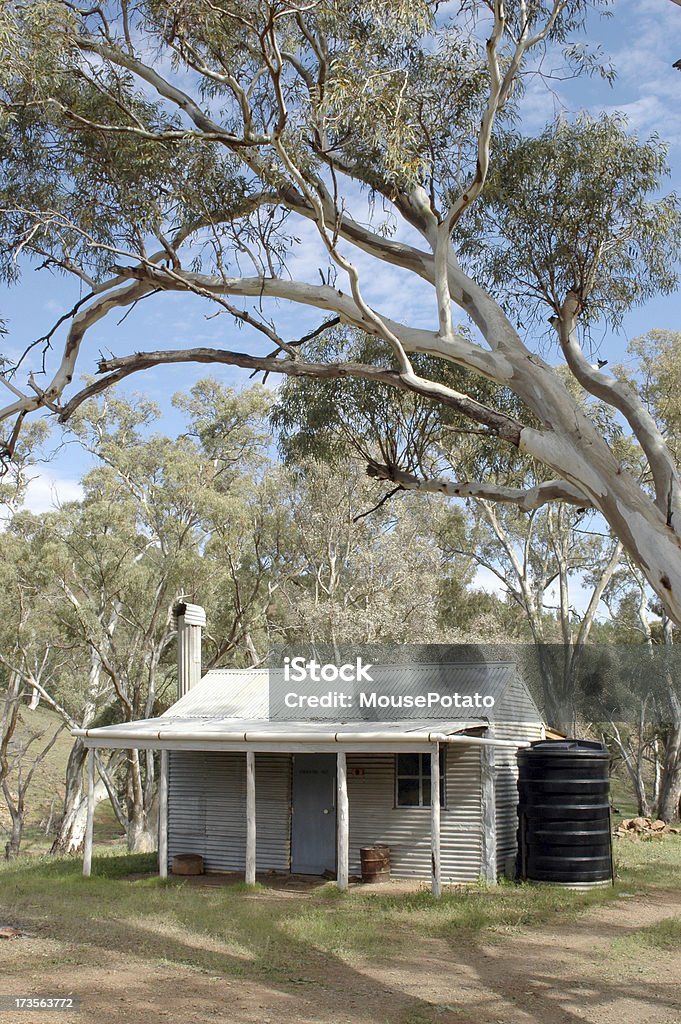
[[2, 0, 681, 529]]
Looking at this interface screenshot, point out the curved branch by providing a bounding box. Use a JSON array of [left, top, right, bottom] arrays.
[[366, 461, 591, 511], [70, 28, 504, 335], [38, 24, 533, 374], [75, 36, 269, 146], [557, 291, 681, 527], [3, 96, 233, 144], [59, 345, 524, 444], [0, 255, 508, 441], [0, 279, 155, 425], [110, 262, 506, 377], [445, 1, 568, 233]]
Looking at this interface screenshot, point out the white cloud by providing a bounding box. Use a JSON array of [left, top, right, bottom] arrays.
[[22, 471, 83, 514], [602, 93, 681, 146]]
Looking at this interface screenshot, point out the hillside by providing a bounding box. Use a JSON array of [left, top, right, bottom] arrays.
[[0, 700, 125, 853]]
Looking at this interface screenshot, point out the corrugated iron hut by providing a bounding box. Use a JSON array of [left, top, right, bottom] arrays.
[[74, 605, 544, 894]]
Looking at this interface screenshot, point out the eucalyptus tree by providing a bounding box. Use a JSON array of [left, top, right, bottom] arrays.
[[0, 510, 73, 854], [172, 379, 292, 668], [0, 426, 65, 854], [267, 459, 483, 647], [0, 685, 64, 858], [49, 381, 280, 851], [2, 3, 681, 626], [601, 329, 681, 821], [598, 556, 667, 817], [0, 418, 54, 712], [274, 327, 633, 727], [33, 461, 191, 852]]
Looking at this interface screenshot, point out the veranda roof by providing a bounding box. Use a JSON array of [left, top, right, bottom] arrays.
[[72, 717, 528, 751]]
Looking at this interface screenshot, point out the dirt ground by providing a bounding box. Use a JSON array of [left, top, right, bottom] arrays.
[[1, 886, 680, 1024]]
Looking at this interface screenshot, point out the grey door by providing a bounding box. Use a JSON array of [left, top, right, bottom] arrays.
[[291, 754, 337, 875]]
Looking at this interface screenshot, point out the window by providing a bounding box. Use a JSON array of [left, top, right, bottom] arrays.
[[395, 751, 446, 808]]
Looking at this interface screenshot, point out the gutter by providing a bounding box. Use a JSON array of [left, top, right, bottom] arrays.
[[72, 726, 530, 749]]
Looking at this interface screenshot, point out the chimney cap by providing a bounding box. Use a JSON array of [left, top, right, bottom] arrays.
[[174, 602, 206, 627]]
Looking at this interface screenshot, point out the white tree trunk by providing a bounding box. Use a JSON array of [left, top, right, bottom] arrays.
[[656, 683, 681, 822], [58, 774, 111, 853], [126, 748, 156, 853]]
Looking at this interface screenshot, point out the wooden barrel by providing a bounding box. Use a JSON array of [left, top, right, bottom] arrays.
[[171, 853, 204, 876], [360, 845, 390, 882]]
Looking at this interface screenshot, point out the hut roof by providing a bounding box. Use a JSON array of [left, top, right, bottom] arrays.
[[73, 661, 542, 750]]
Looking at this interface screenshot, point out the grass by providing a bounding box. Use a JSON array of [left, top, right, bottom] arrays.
[[611, 916, 681, 957], [614, 828, 681, 888], [2, 738, 680, 991], [1, 833, 680, 982], [0, 834, 677, 1024], [283, 879, 621, 958], [1, 846, 676, 1024], [610, 775, 641, 821]]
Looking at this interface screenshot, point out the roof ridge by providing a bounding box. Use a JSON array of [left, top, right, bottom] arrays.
[[204, 661, 518, 673]]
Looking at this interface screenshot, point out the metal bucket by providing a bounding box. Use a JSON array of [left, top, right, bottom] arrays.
[[360, 844, 390, 882]]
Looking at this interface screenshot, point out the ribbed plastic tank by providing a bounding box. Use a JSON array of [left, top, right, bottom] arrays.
[[516, 739, 613, 888]]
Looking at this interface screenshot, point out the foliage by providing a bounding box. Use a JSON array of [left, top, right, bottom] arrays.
[[628, 329, 681, 463], [272, 325, 538, 482], [269, 460, 475, 645], [457, 116, 681, 330], [1, 0, 681, 638]]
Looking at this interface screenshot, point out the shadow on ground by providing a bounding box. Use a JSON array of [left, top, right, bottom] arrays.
[[1, 853, 681, 1024]]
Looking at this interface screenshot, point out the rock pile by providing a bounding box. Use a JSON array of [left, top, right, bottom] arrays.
[[614, 816, 681, 839]]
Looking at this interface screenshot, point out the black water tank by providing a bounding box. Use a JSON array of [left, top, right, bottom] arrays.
[[516, 739, 613, 887]]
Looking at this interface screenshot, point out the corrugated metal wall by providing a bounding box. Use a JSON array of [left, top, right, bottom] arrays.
[[167, 751, 291, 872], [493, 676, 544, 875], [496, 673, 543, 724], [168, 747, 484, 882], [492, 724, 543, 874], [347, 747, 483, 883]]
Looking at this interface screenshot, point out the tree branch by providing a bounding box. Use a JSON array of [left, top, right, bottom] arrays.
[[58, 344, 524, 444], [556, 292, 681, 528], [366, 461, 590, 510]]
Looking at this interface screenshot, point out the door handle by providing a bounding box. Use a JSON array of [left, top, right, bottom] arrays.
[[323, 809, 330, 814]]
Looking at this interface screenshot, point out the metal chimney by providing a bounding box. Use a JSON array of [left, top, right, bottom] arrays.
[[174, 602, 206, 697]]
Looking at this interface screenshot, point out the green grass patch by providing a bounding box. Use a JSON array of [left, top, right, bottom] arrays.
[[0, 834, 680, 980], [610, 916, 681, 957], [282, 878, 619, 960], [613, 830, 681, 889], [609, 775, 641, 821]]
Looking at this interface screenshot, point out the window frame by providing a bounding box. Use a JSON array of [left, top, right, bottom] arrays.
[[394, 750, 446, 809]]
